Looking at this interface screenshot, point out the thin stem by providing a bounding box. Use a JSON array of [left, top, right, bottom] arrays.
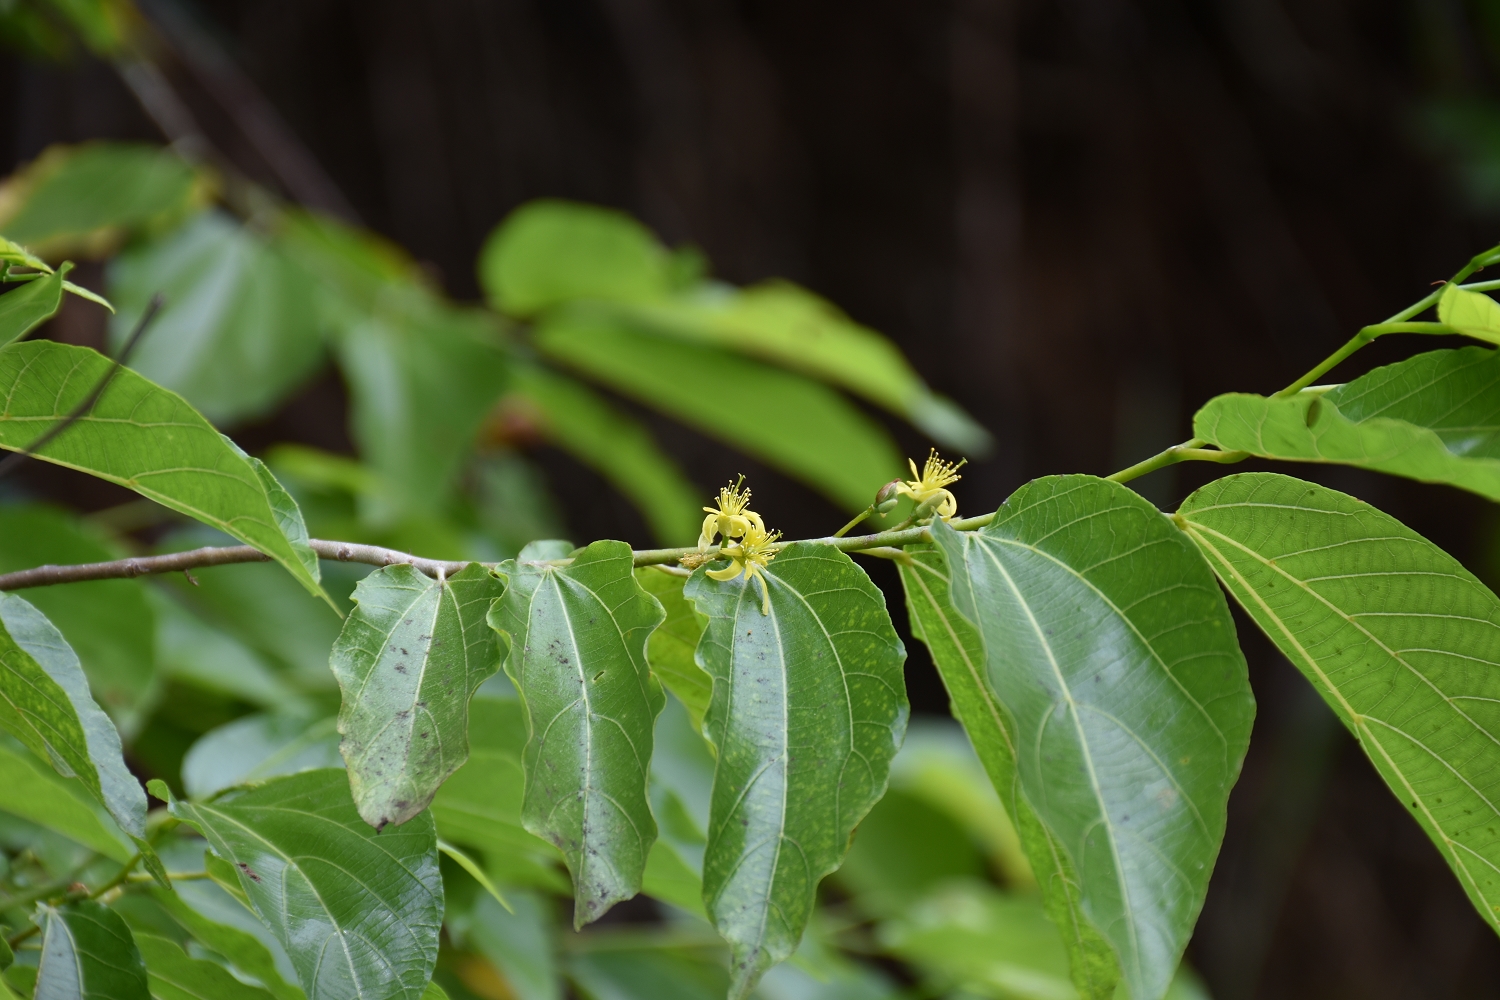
[[833, 505, 875, 538]]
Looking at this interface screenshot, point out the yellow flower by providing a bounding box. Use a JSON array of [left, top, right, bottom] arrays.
[[895, 449, 965, 518], [706, 521, 781, 615], [699, 477, 766, 548]]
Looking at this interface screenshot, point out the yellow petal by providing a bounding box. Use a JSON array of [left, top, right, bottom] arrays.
[[706, 564, 742, 582]]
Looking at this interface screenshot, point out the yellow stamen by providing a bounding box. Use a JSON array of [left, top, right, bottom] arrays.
[[894, 449, 966, 518]]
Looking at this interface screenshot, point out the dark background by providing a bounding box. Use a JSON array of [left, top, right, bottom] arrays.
[[7, 1, 1500, 995]]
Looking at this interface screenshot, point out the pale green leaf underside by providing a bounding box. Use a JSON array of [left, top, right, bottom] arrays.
[[0, 740, 131, 861], [1178, 472, 1500, 942], [1439, 282, 1500, 345], [332, 562, 504, 829], [635, 568, 711, 732], [934, 476, 1253, 1000], [0, 267, 64, 348], [35, 900, 150, 1000], [685, 541, 908, 999], [167, 769, 442, 1000], [898, 545, 1120, 999], [0, 340, 323, 597], [489, 540, 665, 927]]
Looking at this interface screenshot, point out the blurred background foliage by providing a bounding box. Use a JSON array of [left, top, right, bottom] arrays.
[[1, 0, 1500, 997]]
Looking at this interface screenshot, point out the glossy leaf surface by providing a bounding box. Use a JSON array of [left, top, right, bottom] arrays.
[[489, 540, 665, 925], [0, 268, 64, 348], [898, 544, 1119, 998], [0, 594, 146, 838], [1177, 472, 1500, 943], [0, 340, 323, 596], [167, 769, 443, 1000], [685, 541, 908, 997], [933, 476, 1253, 1000], [333, 563, 505, 829], [635, 568, 711, 731], [535, 317, 902, 511], [34, 899, 150, 1000], [109, 210, 323, 424], [135, 932, 276, 1000]]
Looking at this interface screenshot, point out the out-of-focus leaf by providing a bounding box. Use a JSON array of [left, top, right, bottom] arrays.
[[933, 476, 1254, 1000], [0, 266, 64, 348], [181, 714, 341, 800], [685, 542, 908, 997], [0, 340, 324, 597], [507, 365, 700, 544], [536, 317, 902, 511], [0, 594, 146, 840], [479, 200, 670, 317], [1439, 281, 1500, 344], [635, 569, 710, 730], [643, 694, 713, 915], [473, 450, 569, 558], [336, 296, 508, 522], [489, 540, 665, 926], [135, 932, 276, 1000], [0, 739, 131, 860], [332, 563, 504, 829], [34, 899, 150, 1000], [0, 143, 201, 259], [0, 504, 156, 725], [835, 787, 983, 918], [150, 883, 304, 1000], [167, 769, 443, 1000], [566, 946, 729, 1000], [108, 210, 323, 425], [151, 593, 304, 709], [429, 696, 566, 892], [605, 281, 991, 454], [450, 892, 559, 1000]]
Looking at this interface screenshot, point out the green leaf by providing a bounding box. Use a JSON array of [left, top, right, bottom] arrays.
[[34, 899, 150, 1000], [684, 541, 908, 997], [898, 543, 1119, 997], [932, 476, 1254, 1000], [335, 297, 509, 522], [508, 366, 701, 545], [1438, 282, 1500, 344], [600, 281, 991, 454], [449, 892, 559, 1000], [152, 594, 304, 709], [428, 696, 567, 892], [149, 885, 304, 1000], [181, 714, 341, 800], [643, 693, 714, 916], [0, 739, 132, 860], [332, 563, 506, 828], [0, 504, 157, 726], [489, 540, 666, 926], [834, 786, 983, 917], [108, 211, 324, 425], [422, 983, 449, 1000], [0, 340, 325, 597], [535, 317, 902, 511], [634, 569, 710, 731], [0, 143, 200, 259], [566, 948, 729, 1000], [0, 594, 146, 839], [0, 236, 53, 272], [166, 769, 443, 1000], [1176, 471, 1500, 945], [437, 839, 510, 913], [0, 265, 64, 348], [479, 200, 670, 317], [135, 932, 276, 1000]]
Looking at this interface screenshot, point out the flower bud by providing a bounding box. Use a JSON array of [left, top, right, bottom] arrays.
[[875, 479, 902, 506]]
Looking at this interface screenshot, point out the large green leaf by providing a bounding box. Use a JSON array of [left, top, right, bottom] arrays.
[[428, 696, 567, 892], [0, 594, 146, 839], [478, 200, 672, 317], [447, 891, 559, 1000], [507, 365, 701, 545], [34, 899, 150, 1000], [0, 267, 65, 348], [166, 769, 442, 1000], [932, 476, 1254, 1000], [332, 562, 505, 829], [0, 504, 156, 724], [181, 714, 341, 800], [635, 569, 711, 731], [684, 541, 908, 997], [898, 544, 1119, 998], [534, 317, 903, 511], [488, 540, 665, 925], [152, 594, 305, 709], [0, 143, 200, 258], [0, 340, 323, 596], [135, 932, 276, 1000], [0, 740, 132, 860], [1176, 471, 1500, 943], [108, 210, 323, 425], [149, 884, 304, 1000]]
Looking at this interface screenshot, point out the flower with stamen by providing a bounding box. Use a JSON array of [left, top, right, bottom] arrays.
[[706, 521, 780, 615], [895, 449, 965, 518], [699, 476, 766, 548]]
